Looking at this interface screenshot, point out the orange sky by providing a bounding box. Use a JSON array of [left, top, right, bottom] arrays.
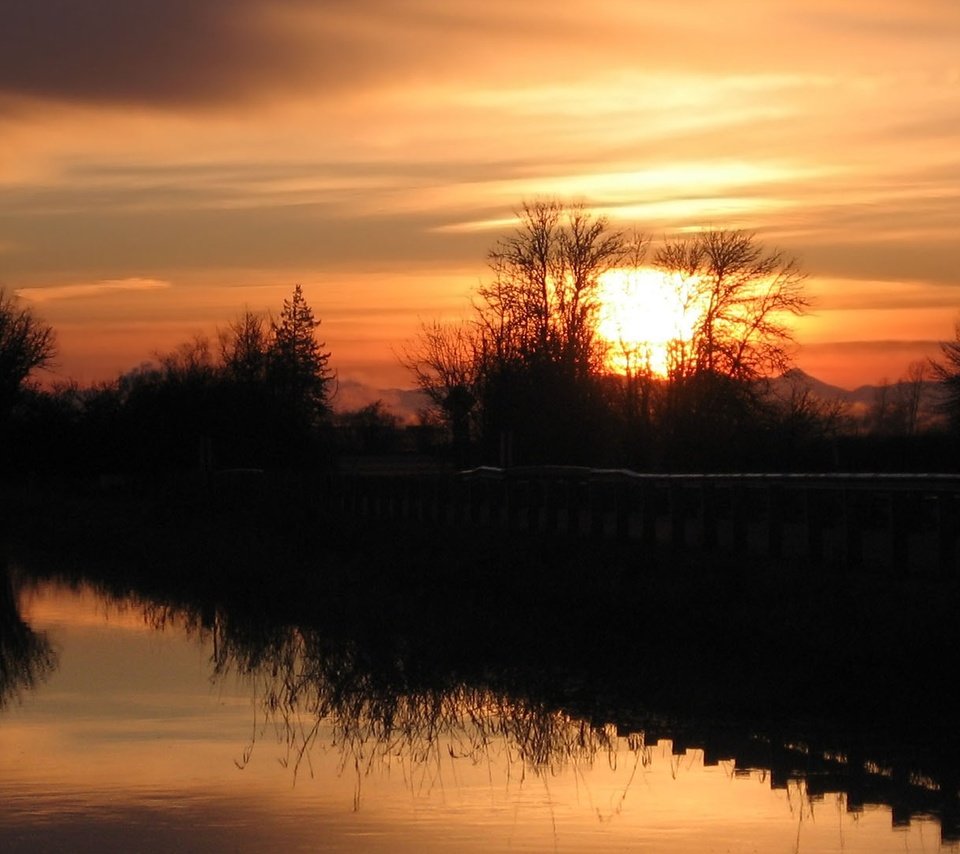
[[2, 1, 958, 395]]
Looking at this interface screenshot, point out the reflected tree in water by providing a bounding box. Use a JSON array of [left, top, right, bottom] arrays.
[[9, 565, 955, 842], [207, 618, 627, 796], [0, 555, 57, 708]]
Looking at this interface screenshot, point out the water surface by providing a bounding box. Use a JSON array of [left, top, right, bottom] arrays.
[[2, 574, 957, 852]]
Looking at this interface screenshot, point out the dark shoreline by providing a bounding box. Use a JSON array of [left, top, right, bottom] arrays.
[[5, 474, 960, 840], [6, 475, 960, 723]]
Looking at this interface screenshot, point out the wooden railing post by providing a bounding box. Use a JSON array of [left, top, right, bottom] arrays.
[[589, 480, 606, 538], [669, 482, 685, 550], [614, 481, 632, 541], [567, 479, 584, 536], [937, 492, 957, 577], [543, 478, 560, 534], [889, 491, 908, 572], [805, 488, 824, 561], [731, 484, 748, 554], [843, 489, 863, 570], [767, 485, 784, 558], [331, 471, 960, 576], [700, 481, 717, 550], [640, 481, 657, 547]]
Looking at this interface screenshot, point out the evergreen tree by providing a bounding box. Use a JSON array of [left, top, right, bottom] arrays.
[[269, 285, 334, 424]]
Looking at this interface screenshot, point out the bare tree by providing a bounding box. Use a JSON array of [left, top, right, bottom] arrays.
[[156, 335, 216, 384], [771, 371, 847, 442], [402, 200, 628, 464], [399, 319, 480, 459], [0, 288, 56, 420], [868, 378, 898, 435], [468, 200, 628, 463], [477, 200, 627, 377], [219, 309, 269, 383], [897, 360, 929, 436], [654, 229, 809, 383], [400, 320, 479, 412]]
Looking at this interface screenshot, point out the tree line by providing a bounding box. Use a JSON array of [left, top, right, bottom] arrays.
[[1, 284, 337, 477], [3, 199, 960, 477], [403, 200, 959, 471]]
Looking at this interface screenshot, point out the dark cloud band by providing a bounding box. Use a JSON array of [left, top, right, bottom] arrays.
[[0, 0, 327, 106]]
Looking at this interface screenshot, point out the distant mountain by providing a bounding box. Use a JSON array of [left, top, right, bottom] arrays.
[[334, 369, 945, 426], [331, 379, 430, 423], [776, 367, 933, 399], [771, 368, 943, 423], [772, 368, 850, 399], [771, 368, 876, 407]]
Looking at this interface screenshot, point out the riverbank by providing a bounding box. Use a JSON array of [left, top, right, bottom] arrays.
[[6, 475, 959, 733]]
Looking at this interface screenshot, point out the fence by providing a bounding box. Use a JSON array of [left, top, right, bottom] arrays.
[[326, 467, 960, 574]]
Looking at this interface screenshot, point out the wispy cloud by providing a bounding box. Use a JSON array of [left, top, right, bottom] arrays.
[[1, 2, 957, 387], [6, 1, 955, 113], [15, 278, 171, 303]]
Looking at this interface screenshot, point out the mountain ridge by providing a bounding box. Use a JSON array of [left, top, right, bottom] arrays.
[[334, 369, 944, 423]]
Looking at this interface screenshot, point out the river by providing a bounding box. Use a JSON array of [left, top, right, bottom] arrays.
[[2, 567, 957, 853]]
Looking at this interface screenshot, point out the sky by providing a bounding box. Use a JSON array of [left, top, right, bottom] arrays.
[[2, 0, 958, 394]]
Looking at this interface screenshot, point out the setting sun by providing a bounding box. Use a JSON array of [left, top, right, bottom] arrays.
[[596, 268, 703, 376]]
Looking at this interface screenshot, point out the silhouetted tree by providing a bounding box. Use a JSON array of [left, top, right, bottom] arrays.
[[477, 200, 626, 377], [114, 337, 218, 473], [932, 322, 960, 433], [219, 309, 269, 384], [655, 229, 808, 383], [335, 401, 402, 454], [650, 230, 809, 467], [1, 553, 57, 709], [268, 285, 334, 425], [898, 360, 930, 436], [859, 362, 938, 440], [0, 288, 56, 422], [867, 378, 911, 436], [95, 291, 335, 472], [402, 201, 628, 465], [474, 201, 627, 463], [400, 319, 480, 463], [762, 370, 846, 469]]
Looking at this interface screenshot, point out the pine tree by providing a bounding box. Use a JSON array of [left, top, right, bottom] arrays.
[[269, 285, 333, 423]]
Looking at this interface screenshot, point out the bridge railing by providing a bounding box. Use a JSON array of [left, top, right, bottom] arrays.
[[324, 468, 960, 575]]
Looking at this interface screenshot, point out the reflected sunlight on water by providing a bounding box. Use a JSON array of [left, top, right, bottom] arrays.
[[1, 578, 956, 853]]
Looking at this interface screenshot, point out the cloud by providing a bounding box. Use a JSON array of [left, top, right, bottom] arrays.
[[15, 278, 171, 303], [0, 0, 319, 108], [0, 1, 483, 108], [8, 1, 955, 112]]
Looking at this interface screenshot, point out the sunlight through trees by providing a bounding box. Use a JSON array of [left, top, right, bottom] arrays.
[[404, 201, 821, 469]]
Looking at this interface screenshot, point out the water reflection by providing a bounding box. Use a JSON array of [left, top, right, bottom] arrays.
[[0, 553, 56, 709], [146, 587, 960, 845], [5, 563, 960, 851], [212, 621, 622, 800]]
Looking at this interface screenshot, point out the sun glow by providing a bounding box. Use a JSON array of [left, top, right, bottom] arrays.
[[596, 268, 703, 377]]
